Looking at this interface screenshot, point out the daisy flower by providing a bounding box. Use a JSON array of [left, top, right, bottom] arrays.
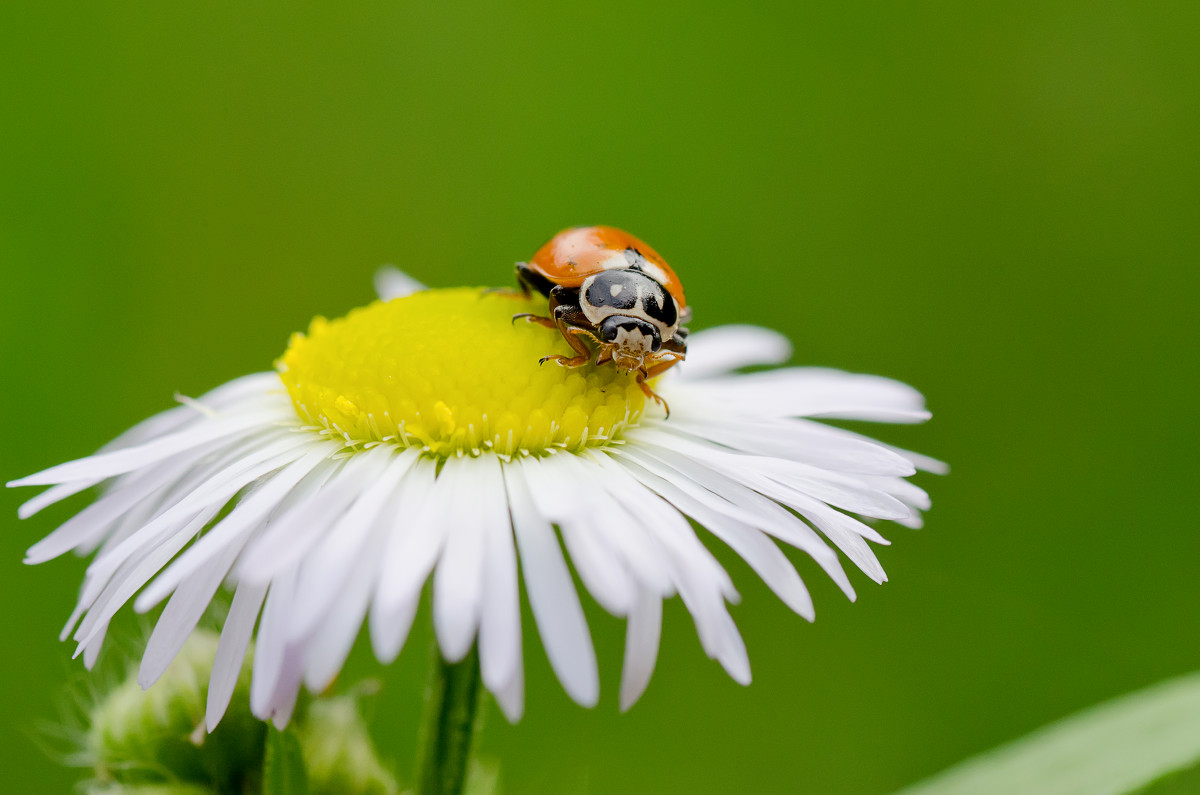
[[9, 268, 942, 731]]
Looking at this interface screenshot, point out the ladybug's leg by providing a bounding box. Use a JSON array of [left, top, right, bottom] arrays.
[[636, 371, 675, 418], [642, 356, 683, 379], [539, 294, 598, 368], [512, 313, 556, 329], [506, 263, 564, 324], [516, 263, 556, 298], [539, 324, 594, 368], [660, 332, 687, 358], [635, 374, 671, 417], [490, 263, 554, 299], [635, 348, 686, 418], [512, 283, 585, 331]]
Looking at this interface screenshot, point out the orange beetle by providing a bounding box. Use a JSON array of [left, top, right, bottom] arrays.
[[512, 226, 691, 413]]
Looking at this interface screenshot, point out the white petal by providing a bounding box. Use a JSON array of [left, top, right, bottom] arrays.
[[27, 469, 183, 567], [503, 461, 598, 708], [491, 660, 525, 724], [75, 502, 206, 614], [860, 475, 930, 529], [251, 571, 302, 720], [433, 457, 503, 663], [288, 455, 414, 686], [58, 600, 87, 642], [368, 587, 420, 665], [269, 672, 304, 729], [478, 460, 523, 721], [666, 444, 893, 581], [676, 325, 792, 380], [889, 446, 949, 475], [614, 443, 855, 600], [681, 368, 931, 423], [18, 479, 100, 520], [788, 494, 889, 584], [8, 409, 286, 487], [664, 414, 916, 477], [235, 449, 389, 584], [672, 567, 750, 684], [302, 550, 377, 692], [612, 454, 815, 619], [588, 452, 736, 603], [375, 266, 426, 301], [633, 427, 910, 520], [616, 444, 826, 550], [26, 436, 234, 565], [289, 448, 417, 641], [522, 456, 635, 616], [81, 491, 172, 570], [793, 421, 949, 475], [619, 586, 662, 711], [750, 457, 910, 522], [72, 507, 219, 649], [711, 602, 752, 685], [550, 453, 673, 597], [79, 433, 313, 597], [586, 454, 743, 664], [135, 442, 337, 612], [138, 537, 245, 689], [83, 622, 108, 669], [861, 474, 932, 512], [207, 582, 267, 731], [559, 522, 635, 616], [372, 459, 444, 618]]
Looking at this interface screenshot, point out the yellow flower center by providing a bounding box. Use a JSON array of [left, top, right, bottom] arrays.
[[276, 288, 647, 457]]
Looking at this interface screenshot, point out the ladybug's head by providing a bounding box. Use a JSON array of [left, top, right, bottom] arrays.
[[599, 315, 662, 374]]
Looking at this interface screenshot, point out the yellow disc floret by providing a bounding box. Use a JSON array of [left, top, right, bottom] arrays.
[[276, 288, 647, 457]]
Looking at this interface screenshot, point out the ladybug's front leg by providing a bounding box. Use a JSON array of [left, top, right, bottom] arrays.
[[540, 309, 595, 368], [635, 348, 685, 418], [539, 294, 597, 368], [642, 355, 683, 380], [512, 313, 556, 330], [635, 365, 676, 418], [540, 330, 593, 368]]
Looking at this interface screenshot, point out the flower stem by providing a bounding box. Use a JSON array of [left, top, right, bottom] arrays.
[[415, 645, 483, 795]]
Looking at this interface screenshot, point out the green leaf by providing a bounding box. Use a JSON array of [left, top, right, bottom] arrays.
[[895, 672, 1200, 795], [264, 725, 310, 795]]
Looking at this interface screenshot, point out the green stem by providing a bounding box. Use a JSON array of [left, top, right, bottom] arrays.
[[415, 645, 482, 795]]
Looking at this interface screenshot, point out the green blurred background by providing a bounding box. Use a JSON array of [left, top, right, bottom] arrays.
[[2, 2, 1197, 792]]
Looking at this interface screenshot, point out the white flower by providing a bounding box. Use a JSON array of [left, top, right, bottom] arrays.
[[9, 270, 943, 730]]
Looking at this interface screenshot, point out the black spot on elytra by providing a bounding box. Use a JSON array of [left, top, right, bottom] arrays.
[[639, 281, 677, 326]]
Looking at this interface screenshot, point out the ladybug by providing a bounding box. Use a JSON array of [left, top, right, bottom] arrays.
[[511, 226, 691, 413]]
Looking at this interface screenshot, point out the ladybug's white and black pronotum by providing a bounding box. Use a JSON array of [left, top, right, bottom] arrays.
[[512, 226, 692, 413]]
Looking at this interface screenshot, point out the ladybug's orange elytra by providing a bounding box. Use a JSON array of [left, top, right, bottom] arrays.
[[527, 226, 687, 312]]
